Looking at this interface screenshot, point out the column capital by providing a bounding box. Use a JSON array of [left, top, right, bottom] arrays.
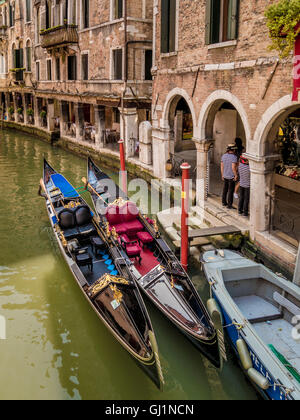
[[193, 137, 214, 152], [246, 153, 281, 174]]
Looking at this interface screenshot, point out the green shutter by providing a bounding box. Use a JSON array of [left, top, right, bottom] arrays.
[[228, 0, 239, 40], [205, 0, 212, 45], [161, 0, 169, 53], [169, 0, 176, 52]]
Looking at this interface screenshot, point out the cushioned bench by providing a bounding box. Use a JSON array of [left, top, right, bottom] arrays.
[[105, 201, 144, 238], [58, 205, 96, 240]]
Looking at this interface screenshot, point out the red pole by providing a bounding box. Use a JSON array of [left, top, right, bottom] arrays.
[[181, 162, 191, 272], [118, 140, 127, 194]]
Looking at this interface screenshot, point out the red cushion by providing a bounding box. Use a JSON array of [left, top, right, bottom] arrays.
[[120, 202, 139, 223], [126, 244, 141, 257], [125, 220, 144, 235], [113, 223, 127, 235], [106, 205, 122, 225], [121, 234, 130, 243], [137, 231, 153, 244]]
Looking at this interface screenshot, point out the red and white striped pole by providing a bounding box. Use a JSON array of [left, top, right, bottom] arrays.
[[118, 139, 127, 194], [181, 162, 191, 272]]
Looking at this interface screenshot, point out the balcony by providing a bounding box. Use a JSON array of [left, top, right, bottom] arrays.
[[0, 26, 7, 40], [40, 24, 79, 50], [9, 68, 25, 84]]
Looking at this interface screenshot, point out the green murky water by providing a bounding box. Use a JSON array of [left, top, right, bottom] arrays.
[[0, 129, 258, 400]]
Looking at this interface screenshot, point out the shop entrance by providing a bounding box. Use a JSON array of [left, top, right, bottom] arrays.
[[271, 108, 300, 246]]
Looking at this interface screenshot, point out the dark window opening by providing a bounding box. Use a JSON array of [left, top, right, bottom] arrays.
[[161, 0, 176, 53], [68, 55, 77, 81], [47, 60, 52, 81], [114, 0, 123, 19], [82, 54, 89, 80], [82, 0, 89, 28], [206, 0, 239, 45], [26, 0, 31, 22], [144, 50, 152, 80], [26, 47, 31, 71], [56, 58, 60, 81], [113, 49, 123, 80]]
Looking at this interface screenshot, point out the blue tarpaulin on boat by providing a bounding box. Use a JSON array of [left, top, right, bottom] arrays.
[[51, 174, 80, 198]]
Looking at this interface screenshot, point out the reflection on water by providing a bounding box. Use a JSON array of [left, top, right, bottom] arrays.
[[0, 130, 258, 400]]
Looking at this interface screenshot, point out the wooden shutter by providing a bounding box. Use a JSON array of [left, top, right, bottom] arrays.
[[205, 0, 212, 45], [161, 0, 169, 53], [114, 49, 123, 80], [228, 0, 239, 40], [169, 0, 176, 52]]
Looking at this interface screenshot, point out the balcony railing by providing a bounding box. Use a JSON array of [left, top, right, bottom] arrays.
[[40, 24, 79, 49]]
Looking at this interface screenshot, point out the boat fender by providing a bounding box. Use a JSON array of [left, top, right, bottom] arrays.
[[236, 338, 253, 371], [237, 339, 270, 390], [247, 368, 270, 391], [207, 298, 223, 330]]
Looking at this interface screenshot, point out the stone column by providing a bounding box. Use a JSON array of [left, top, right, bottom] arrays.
[[247, 154, 279, 239], [193, 138, 214, 206], [33, 96, 41, 127], [139, 121, 153, 165], [60, 101, 69, 136], [152, 122, 172, 179], [12, 93, 18, 122], [94, 105, 105, 148], [47, 99, 55, 131], [119, 107, 138, 158], [5, 93, 10, 121], [22, 94, 28, 125], [74, 103, 84, 141]]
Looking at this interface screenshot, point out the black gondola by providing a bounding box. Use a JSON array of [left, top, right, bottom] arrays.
[[85, 157, 222, 369], [39, 159, 164, 390]]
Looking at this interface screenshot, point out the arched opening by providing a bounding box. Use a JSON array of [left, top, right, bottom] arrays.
[[167, 95, 196, 179], [205, 100, 246, 198], [265, 106, 300, 247]]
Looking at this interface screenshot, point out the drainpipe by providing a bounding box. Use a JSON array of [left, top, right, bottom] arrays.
[[293, 245, 300, 286]]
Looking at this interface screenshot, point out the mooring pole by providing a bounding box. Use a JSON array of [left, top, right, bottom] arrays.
[[118, 139, 127, 194], [293, 244, 300, 286], [181, 162, 191, 272]]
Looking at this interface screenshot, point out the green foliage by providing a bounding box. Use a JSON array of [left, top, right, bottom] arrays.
[[8, 106, 14, 115], [265, 0, 300, 58], [26, 108, 34, 116], [17, 108, 23, 114], [40, 110, 47, 119]]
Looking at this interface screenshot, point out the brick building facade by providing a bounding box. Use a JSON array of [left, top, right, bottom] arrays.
[[151, 0, 300, 273], [0, 0, 153, 157]]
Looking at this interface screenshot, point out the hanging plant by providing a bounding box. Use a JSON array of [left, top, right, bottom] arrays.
[[27, 108, 34, 116], [8, 106, 14, 115], [40, 110, 47, 119], [265, 0, 300, 58], [17, 108, 23, 114]]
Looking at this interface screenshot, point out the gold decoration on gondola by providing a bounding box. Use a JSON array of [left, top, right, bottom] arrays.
[[171, 275, 175, 289], [55, 224, 68, 248], [111, 226, 119, 241], [105, 222, 111, 239], [88, 274, 129, 298], [110, 284, 123, 304], [152, 220, 160, 238], [110, 197, 128, 207], [64, 200, 81, 209]]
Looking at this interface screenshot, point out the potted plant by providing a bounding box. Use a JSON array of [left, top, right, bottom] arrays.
[[265, 0, 300, 58], [8, 106, 14, 115], [40, 110, 47, 126], [27, 107, 34, 124]]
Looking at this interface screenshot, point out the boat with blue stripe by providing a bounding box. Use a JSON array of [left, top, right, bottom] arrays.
[[202, 250, 300, 400], [39, 159, 164, 390]]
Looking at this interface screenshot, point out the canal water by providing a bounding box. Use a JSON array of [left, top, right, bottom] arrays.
[[0, 129, 258, 400]]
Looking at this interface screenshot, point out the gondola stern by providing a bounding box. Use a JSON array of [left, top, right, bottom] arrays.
[[148, 330, 165, 391]]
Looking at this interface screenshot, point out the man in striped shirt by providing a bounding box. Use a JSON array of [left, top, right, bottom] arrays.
[[221, 144, 238, 209], [238, 154, 251, 217]]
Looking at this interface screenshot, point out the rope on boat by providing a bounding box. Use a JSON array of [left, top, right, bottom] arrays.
[[223, 321, 245, 331]]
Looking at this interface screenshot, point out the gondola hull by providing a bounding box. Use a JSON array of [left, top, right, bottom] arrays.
[[86, 158, 222, 369], [40, 160, 164, 390]]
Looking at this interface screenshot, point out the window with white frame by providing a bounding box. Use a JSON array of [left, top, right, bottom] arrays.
[[26, 0, 31, 22], [112, 49, 123, 80], [111, 0, 123, 20], [161, 0, 177, 54], [205, 0, 239, 45], [82, 0, 89, 28], [47, 59, 52, 81]]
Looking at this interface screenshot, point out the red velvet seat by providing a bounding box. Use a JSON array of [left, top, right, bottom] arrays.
[[137, 231, 153, 246], [125, 219, 144, 237], [112, 223, 128, 235], [121, 234, 142, 263]]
